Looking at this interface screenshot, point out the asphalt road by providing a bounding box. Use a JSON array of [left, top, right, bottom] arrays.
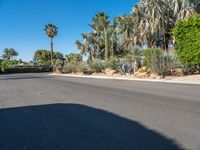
[[0, 73, 200, 150]]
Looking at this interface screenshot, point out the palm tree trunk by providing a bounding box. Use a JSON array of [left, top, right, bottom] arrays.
[[104, 29, 110, 60], [111, 38, 114, 57], [163, 33, 167, 51], [89, 51, 92, 61], [50, 37, 53, 65]]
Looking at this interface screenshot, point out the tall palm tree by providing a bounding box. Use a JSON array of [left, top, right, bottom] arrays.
[[90, 12, 111, 60], [110, 17, 118, 57], [44, 24, 58, 65]]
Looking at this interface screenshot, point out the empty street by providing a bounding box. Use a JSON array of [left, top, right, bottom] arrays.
[[0, 73, 200, 150]]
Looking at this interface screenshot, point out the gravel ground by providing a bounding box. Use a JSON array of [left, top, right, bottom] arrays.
[[170, 74, 200, 82], [51, 73, 200, 85]]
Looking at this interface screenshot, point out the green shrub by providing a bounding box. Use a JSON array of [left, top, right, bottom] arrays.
[[173, 14, 200, 73], [1, 65, 51, 73], [0, 60, 19, 71]]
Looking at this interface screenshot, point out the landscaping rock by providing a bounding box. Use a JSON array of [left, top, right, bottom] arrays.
[[174, 68, 184, 76], [149, 74, 157, 79], [105, 68, 116, 76], [135, 72, 148, 78]]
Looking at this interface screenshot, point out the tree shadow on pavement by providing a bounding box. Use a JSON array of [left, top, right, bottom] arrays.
[[0, 104, 184, 150]]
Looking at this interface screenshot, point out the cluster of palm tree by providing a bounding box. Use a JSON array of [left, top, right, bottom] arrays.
[[2, 48, 19, 60], [75, 12, 121, 61], [75, 0, 200, 61]]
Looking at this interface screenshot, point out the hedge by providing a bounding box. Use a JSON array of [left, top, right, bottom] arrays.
[[0, 65, 52, 73]]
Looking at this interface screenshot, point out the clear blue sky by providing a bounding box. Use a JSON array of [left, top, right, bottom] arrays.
[[0, 0, 137, 61]]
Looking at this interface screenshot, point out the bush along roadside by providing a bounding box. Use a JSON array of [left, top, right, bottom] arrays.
[[0, 65, 52, 74], [53, 49, 194, 79]]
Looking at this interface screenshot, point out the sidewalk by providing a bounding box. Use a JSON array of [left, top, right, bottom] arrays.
[[49, 73, 200, 85]]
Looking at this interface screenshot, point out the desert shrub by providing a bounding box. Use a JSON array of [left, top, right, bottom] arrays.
[[143, 48, 165, 75], [78, 63, 94, 74], [182, 65, 197, 75], [89, 59, 104, 73], [104, 58, 119, 70], [117, 58, 134, 75], [54, 59, 64, 73], [56, 64, 63, 72], [165, 52, 181, 69], [144, 49, 183, 76], [62, 63, 77, 74]]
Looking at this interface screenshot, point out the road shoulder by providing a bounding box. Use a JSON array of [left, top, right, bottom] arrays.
[[49, 73, 200, 85]]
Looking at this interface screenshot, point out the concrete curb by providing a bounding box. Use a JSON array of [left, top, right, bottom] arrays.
[[49, 73, 200, 85]]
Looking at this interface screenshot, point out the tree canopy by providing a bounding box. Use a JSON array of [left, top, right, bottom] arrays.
[[33, 50, 64, 64], [75, 0, 200, 62]]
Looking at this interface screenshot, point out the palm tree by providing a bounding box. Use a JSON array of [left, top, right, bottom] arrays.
[[90, 12, 111, 60], [139, 0, 171, 49], [3, 48, 11, 59], [3, 48, 18, 60], [75, 33, 93, 60], [10, 48, 19, 60], [117, 15, 138, 51], [75, 40, 85, 56], [110, 17, 118, 57], [75, 31, 105, 61], [44, 24, 58, 65]]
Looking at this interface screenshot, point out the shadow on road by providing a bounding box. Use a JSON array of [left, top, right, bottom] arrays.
[[0, 104, 183, 150]]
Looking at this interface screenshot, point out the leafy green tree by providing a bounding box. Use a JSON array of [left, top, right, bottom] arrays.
[[0, 60, 20, 72], [44, 24, 58, 65], [33, 50, 50, 63], [33, 50, 63, 65], [173, 14, 200, 73]]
